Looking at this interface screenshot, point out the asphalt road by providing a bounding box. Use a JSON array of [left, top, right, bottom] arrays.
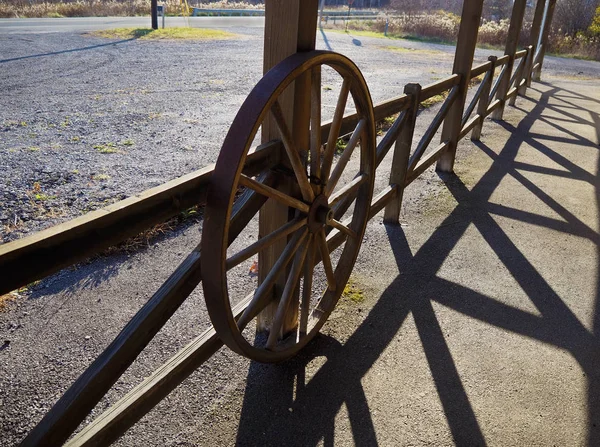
[[0, 16, 265, 34]]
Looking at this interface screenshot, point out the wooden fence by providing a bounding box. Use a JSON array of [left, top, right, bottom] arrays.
[[1, 0, 557, 445]]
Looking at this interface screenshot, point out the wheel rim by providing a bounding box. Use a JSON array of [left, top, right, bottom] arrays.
[[202, 50, 376, 362]]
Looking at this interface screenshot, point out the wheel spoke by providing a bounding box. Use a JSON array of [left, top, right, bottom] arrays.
[[324, 118, 366, 197], [271, 100, 315, 202], [310, 67, 322, 183], [299, 235, 316, 336], [322, 78, 351, 181], [226, 217, 307, 271], [328, 173, 367, 209], [327, 218, 357, 239], [238, 228, 308, 329], [317, 228, 336, 292], [265, 237, 309, 349], [238, 174, 309, 214]]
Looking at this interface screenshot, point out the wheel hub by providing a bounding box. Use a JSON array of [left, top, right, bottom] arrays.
[[307, 194, 331, 233]]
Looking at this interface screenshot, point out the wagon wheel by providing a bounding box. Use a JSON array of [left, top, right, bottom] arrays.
[[201, 50, 376, 362]]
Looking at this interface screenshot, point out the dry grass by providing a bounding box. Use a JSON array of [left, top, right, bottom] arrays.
[[0, 292, 18, 312], [89, 27, 235, 40], [327, 10, 599, 61], [0, 0, 260, 18]]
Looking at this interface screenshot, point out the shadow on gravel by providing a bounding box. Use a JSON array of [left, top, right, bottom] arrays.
[[0, 38, 136, 64], [234, 84, 600, 445]]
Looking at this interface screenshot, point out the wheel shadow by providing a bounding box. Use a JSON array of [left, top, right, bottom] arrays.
[[234, 83, 600, 446]]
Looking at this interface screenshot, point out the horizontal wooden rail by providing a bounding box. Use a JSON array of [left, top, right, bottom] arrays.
[[420, 74, 460, 101], [470, 60, 492, 78], [514, 49, 528, 59], [0, 143, 280, 296], [495, 54, 511, 66]]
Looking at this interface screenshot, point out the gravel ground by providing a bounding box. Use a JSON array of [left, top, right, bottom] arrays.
[[1, 25, 599, 446]]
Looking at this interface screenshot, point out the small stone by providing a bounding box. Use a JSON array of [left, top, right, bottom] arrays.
[[84, 335, 91, 340]]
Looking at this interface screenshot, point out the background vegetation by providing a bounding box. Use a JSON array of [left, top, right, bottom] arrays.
[[1, 0, 599, 60]]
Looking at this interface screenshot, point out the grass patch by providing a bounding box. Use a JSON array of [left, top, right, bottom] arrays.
[[342, 278, 365, 304], [89, 27, 236, 41], [421, 92, 448, 109], [385, 45, 445, 56], [94, 142, 119, 154]]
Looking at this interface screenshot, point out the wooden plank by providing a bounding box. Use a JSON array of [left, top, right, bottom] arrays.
[[490, 0, 527, 120], [472, 56, 496, 140], [383, 83, 421, 224], [409, 85, 459, 172], [407, 141, 451, 185], [20, 175, 273, 447], [495, 55, 511, 66], [320, 93, 411, 143], [506, 86, 519, 100], [514, 49, 528, 59], [519, 45, 534, 96], [459, 114, 481, 140], [487, 98, 502, 114], [375, 111, 407, 167], [65, 294, 254, 447], [462, 68, 492, 127], [532, 0, 557, 81], [527, 0, 547, 86], [257, 0, 301, 332], [420, 74, 460, 101], [436, 0, 484, 173], [489, 63, 509, 104], [470, 60, 492, 78], [0, 143, 280, 296], [257, 0, 318, 333]]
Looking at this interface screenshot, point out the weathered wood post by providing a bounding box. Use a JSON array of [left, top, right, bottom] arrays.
[[383, 83, 421, 224], [257, 0, 319, 334], [471, 55, 497, 141], [514, 45, 533, 100], [532, 0, 557, 82], [435, 0, 484, 173], [490, 0, 527, 120], [526, 0, 546, 87]]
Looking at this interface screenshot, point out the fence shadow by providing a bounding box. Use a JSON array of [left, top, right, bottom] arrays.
[[234, 82, 600, 445]]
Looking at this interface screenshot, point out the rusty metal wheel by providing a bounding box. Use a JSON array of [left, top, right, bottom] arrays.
[[201, 50, 375, 362]]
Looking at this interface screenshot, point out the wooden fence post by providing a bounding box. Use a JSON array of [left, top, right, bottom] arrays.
[[257, 0, 319, 333], [435, 0, 484, 173], [491, 0, 527, 120], [516, 45, 533, 98], [527, 0, 546, 87], [471, 56, 496, 141], [383, 83, 421, 224], [532, 0, 557, 82]]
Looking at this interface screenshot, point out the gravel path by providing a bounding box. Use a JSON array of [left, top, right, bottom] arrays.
[[1, 26, 599, 446]]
